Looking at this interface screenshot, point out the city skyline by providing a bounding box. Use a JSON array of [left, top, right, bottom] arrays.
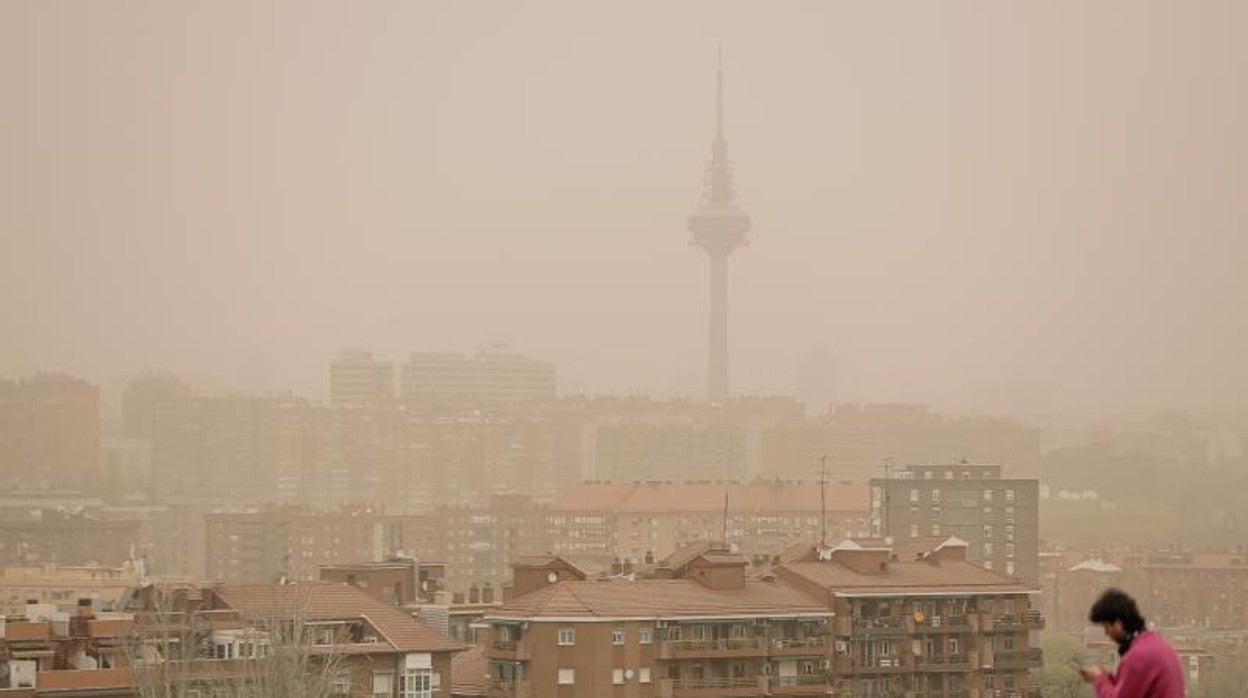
[[3, 2, 1246, 419]]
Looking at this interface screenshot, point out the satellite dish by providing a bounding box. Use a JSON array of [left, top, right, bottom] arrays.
[[547, 572, 558, 584], [624, 669, 634, 680], [913, 611, 925, 623]]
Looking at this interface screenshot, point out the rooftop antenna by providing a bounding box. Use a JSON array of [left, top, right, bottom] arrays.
[[721, 488, 730, 548], [819, 454, 829, 547], [881, 457, 894, 537]]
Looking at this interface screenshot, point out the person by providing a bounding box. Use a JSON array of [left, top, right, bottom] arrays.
[[1079, 588, 1185, 697]]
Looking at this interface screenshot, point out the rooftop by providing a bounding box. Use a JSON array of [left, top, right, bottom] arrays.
[[553, 479, 869, 514], [213, 583, 466, 653], [487, 577, 830, 621]]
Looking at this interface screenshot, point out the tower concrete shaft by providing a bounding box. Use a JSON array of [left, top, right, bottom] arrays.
[[707, 251, 730, 401]]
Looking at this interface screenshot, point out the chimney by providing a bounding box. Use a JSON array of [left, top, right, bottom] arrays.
[[644, 550, 655, 564], [622, 559, 634, 575], [468, 584, 480, 604], [610, 558, 623, 575], [482, 583, 495, 604], [77, 598, 95, 619]]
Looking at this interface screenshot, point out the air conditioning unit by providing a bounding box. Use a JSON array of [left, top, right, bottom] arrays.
[[820, 659, 831, 670], [835, 640, 848, 652], [362, 636, 378, 644]]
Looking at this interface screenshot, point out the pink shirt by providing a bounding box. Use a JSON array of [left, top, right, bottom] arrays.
[[1094, 631, 1186, 698]]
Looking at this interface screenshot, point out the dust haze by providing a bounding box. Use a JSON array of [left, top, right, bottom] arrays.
[[3, 1, 1245, 419]]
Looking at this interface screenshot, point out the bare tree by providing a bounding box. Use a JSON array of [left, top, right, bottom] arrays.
[[125, 585, 349, 698]]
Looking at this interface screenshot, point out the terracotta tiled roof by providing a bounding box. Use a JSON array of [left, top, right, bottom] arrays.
[[487, 578, 830, 620], [553, 480, 869, 514], [450, 645, 489, 696], [214, 583, 466, 653], [780, 559, 1033, 596]]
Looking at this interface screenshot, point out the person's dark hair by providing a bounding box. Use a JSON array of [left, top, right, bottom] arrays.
[[1089, 588, 1146, 632]]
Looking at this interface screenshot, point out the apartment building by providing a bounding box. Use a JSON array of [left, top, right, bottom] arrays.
[[484, 552, 834, 697], [776, 538, 1043, 697], [0, 373, 99, 484], [870, 464, 1040, 583], [0, 564, 139, 616], [483, 536, 1042, 698], [401, 351, 556, 405], [548, 480, 870, 572], [204, 505, 430, 583], [0, 509, 141, 567], [1041, 547, 1248, 631], [330, 350, 396, 404]]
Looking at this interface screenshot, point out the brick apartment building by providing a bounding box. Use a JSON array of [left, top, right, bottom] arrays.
[[0, 510, 141, 568], [548, 480, 870, 572], [482, 536, 1042, 697], [1040, 547, 1248, 631], [870, 464, 1040, 583], [204, 505, 431, 583]]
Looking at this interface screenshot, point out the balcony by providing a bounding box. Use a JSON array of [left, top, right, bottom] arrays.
[[656, 637, 767, 660], [913, 615, 971, 634], [485, 678, 533, 698], [849, 616, 911, 637], [766, 674, 831, 695], [913, 653, 974, 672], [993, 648, 1043, 670], [486, 639, 530, 661], [770, 636, 828, 657], [832, 656, 908, 675], [658, 676, 767, 697], [1023, 610, 1045, 630]]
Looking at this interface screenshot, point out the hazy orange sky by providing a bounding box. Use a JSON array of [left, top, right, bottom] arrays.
[[2, 1, 1245, 417]]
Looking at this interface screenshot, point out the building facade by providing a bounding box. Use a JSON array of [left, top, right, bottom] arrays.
[[870, 464, 1040, 583]]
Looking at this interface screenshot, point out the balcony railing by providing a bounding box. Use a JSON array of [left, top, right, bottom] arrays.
[[993, 647, 1043, 670], [913, 653, 974, 671], [771, 636, 827, 655], [657, 637, 767, 659]]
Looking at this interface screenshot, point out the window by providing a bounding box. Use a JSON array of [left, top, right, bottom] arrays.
[[557, 628, 575, 646], [931, 489, 941, 503], [910, 489, 919, 503], [909, 524, 919, 538], [1006, 561, 1015, 576], [983, 525, 994, 538], [984, 542, 994, 556], [613, 668, 624, 684], [612, 628, 625, 645], [983, 489, 993, 502], [1004, 635, 1015, 650], [638, 668, 651, 684], [373, 674, 394, 698], [949, 637, 960, 655], [330, 677, 351, 697], [557, 669, 575, 685], [930, 524, 941, 536], [399, 669, 432, 698], [639, 627, 653, 644]]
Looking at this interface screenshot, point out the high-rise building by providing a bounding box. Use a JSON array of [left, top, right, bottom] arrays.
[[329, 349, 395, 404], [121, 372, 190, 440], [687, 52, 750, 402], [870, 463, 1041, 583], [0, 373, 99, 484], [400, 351, 555, 405]]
